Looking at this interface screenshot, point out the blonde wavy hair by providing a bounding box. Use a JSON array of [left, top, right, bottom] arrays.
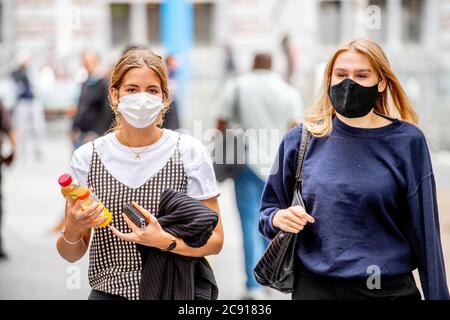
[[304, 38, 418, 137]]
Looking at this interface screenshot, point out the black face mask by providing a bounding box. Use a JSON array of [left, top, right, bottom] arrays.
[[328, 78, 380, 118]]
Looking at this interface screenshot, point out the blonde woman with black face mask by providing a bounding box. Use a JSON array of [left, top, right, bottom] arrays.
[[259, 39, 449, 300], [56, 47, 224, 300]]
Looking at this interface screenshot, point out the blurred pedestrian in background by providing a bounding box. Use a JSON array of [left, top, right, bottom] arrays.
[[11, 53, 45, 161], [216, 52, 303, 299], [71, 50, 114, 150], [163, 54, 181, 130], [224, 45, 237, 79], [0, 99, 16, 260], [52, 51, 114, 233], [281, 35, 297, 85], [260, 38, 449, 300]]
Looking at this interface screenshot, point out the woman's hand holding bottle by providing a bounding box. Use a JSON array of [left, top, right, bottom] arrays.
[[64, 200, 109, 240]]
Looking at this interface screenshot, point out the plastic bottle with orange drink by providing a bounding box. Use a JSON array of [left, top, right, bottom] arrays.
[[58, 174, 80, 205], [75, 186, 112, 228]]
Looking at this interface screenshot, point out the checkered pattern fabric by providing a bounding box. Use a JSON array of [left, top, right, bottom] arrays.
[[87, 136, 188, 300]]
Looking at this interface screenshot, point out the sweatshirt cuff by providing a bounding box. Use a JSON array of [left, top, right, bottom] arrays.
[[262, 208, 280, 240]]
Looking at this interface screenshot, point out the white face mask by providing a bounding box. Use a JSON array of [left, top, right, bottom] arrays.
[[117, 92, 163, 128]]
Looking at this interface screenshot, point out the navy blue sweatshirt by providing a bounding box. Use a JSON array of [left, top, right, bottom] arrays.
[[259, 115, 449, 300]]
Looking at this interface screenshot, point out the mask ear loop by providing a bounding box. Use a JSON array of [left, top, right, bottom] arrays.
[[373, 77, 385, 117], [111, 87, 120, 106], [374, 77, 383, 92], [377, 77, 385, 91]]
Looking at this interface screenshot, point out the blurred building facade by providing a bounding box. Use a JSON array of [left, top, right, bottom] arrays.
[[0, 0, 450, 148]]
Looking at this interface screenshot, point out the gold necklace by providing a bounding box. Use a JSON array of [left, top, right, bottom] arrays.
[[116, 130, 162, 160], [128, 144, 152, 160]]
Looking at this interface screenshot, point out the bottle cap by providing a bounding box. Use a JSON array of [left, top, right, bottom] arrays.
[[58, 174, 73, 187], [75, 186, 90, 201]]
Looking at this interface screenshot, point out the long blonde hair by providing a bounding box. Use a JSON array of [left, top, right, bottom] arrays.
[[109, 47, 170, 131], [304, 38, 418, 137]]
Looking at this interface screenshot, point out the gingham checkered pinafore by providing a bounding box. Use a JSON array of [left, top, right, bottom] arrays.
[[87, 135, 188, 300]]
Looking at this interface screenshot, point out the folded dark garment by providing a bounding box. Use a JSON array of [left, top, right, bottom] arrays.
[[157, 188, 219, 248], [138, 189, 219, 300]]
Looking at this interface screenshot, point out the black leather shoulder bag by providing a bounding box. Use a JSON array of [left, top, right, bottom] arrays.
[[253, 125, 312, 293]]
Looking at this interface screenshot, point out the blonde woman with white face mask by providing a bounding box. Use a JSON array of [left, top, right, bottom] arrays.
[[56, 47, 224, 300]]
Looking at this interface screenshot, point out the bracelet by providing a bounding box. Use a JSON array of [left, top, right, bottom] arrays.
[[61, 231, 83, 245]]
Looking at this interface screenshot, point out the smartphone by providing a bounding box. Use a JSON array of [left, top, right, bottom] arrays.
[[131, 201, 152, 223], [123, 203, 148, 228]]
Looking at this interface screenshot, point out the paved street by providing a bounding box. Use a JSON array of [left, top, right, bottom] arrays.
[[0, 119, 449, 300]]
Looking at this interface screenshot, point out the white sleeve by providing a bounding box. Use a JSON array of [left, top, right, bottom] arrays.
[[216, 78, 236, 121], [180, 135, 221, 200], [68, 143, 93, 187]]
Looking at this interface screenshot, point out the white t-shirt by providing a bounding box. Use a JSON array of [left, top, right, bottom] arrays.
[[69, 129, 220, 200]]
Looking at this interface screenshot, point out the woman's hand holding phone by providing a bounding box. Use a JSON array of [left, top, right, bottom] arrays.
[[109, 202, 173, 250]]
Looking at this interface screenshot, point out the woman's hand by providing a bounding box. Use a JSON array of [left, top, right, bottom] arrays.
[[109, 206, 172, 250], [272, 206, 315, 233], [64, 200, 109, 238]]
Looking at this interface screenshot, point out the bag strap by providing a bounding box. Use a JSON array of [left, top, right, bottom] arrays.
[[294, 125, 312, 193]]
